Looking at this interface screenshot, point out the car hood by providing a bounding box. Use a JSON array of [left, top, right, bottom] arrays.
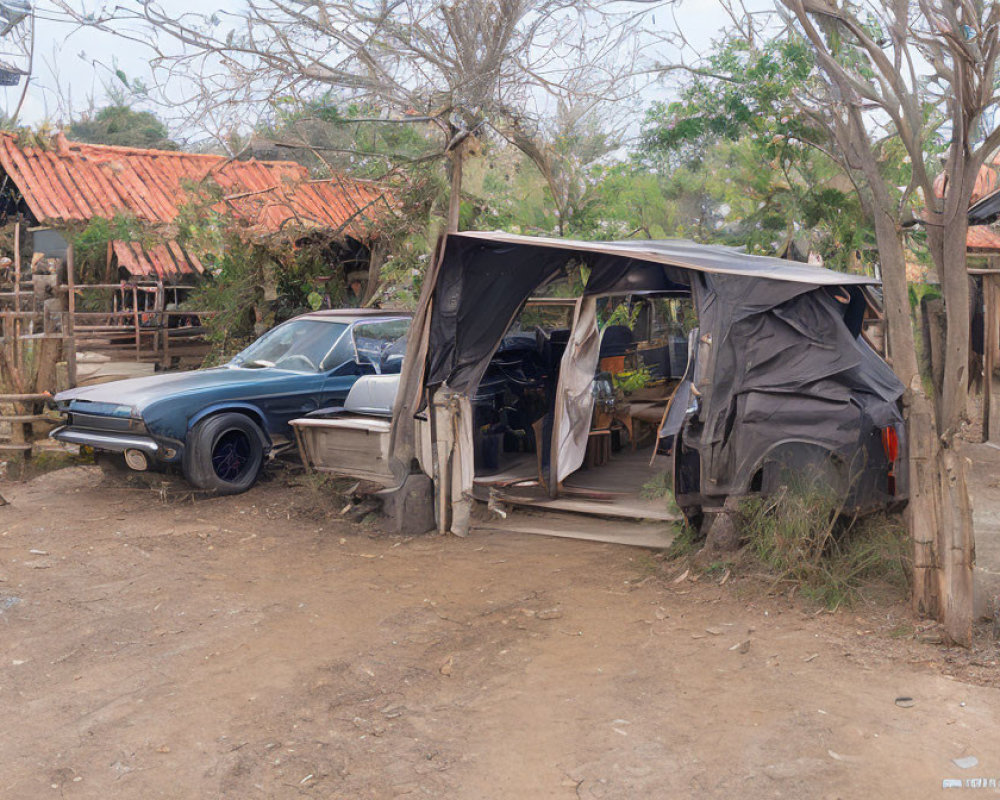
[[55, 365, 309, 413]]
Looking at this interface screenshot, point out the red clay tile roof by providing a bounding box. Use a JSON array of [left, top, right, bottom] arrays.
[[0, 132, 392, 237], [932, 155, 1000, 206], [112, 240, 205, 280], [932, 157, 1000, 252], [966, 225, 1000, 252]]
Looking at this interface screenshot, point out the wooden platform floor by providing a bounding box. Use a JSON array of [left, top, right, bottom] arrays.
[[473, 509, 677, 549], [473, 447, 680, 523]]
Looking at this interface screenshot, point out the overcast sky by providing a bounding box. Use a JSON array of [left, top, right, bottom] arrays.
[[1, 0, 755, 141]]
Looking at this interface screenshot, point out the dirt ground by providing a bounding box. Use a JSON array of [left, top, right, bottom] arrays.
[[2, 465, 1000, 799]]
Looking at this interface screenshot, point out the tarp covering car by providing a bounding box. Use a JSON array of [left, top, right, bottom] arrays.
[[388, 231, 904, 535]]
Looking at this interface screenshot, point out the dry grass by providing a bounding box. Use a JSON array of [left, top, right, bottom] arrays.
[[739, 487, 910, 609]]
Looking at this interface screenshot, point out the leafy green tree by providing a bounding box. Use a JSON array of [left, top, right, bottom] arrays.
[[69, 104, 177, 150], [638, 35, 877, 272], [257, 97, 444, 180]]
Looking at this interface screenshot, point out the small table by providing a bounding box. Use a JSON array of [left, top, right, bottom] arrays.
[[593, 403, 635, 450]]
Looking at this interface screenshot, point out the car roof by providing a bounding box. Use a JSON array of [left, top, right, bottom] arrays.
[[295, 308, 413, 323]]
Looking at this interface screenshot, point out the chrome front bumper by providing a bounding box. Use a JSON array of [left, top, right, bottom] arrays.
[[51, 426, 160, 454]]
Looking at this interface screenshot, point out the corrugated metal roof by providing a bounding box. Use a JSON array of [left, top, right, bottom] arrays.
[[0, 132, 391, 237], [112, 240, 204, 280]]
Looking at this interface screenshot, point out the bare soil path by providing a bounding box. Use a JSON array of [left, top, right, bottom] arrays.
[[1, 466, 999, 799]]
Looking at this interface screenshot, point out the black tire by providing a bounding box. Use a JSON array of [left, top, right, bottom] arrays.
[[183, 412, 265, 494]]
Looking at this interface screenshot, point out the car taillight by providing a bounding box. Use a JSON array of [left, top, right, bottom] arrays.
[[881, 426, 899, 463], [881, 425, 899, 495]]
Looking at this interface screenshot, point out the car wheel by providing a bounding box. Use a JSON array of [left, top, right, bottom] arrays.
[[183, 413, 265, 494]]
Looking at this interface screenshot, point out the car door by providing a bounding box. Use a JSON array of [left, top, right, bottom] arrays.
[[319, 318, 411, 408], [657, 328, 699, 457], [249, 320, 352, 435], [254, 372, 329, 436]]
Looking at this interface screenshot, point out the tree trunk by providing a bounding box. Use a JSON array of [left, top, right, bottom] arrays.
[[907, 390, 942, 618], [780, 0, 981, 645], [931, 220, 972, 437], [924, 198, 976, 646], [868, 197, 944, 620], [364, 241, 385, 305], [446, 139, 464, 233], [938, 444, 975, 645]]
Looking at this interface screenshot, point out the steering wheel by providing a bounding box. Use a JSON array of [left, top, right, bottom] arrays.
[[274, 353, 317, 372]]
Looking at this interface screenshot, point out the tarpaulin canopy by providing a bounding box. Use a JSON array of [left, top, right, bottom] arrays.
[[426, 231, 880, 394], [388, 231, 904, 536]]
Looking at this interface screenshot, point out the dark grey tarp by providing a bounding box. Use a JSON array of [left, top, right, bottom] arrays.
[[688, 273, 902, 498], [426, 231, 879, 393], [969, 189, 1000, 225], [417, 230, 902, 509]]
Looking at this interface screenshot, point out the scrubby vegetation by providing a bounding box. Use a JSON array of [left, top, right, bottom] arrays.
[[739, 488, 911, 608]]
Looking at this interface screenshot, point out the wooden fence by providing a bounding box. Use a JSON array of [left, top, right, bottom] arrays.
[[1, 243, 214, 460]]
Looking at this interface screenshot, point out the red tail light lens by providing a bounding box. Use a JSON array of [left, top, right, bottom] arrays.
[[881, 426, 899, 463]]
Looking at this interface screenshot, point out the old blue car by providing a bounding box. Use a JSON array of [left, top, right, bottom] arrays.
[[51, 309, 411, 493]]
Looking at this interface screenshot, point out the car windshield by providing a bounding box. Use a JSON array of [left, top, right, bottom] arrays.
[[231, 320, 351, 373]]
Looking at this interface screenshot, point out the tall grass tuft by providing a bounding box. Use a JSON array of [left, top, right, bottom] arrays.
[[739, 483, 910, 609]]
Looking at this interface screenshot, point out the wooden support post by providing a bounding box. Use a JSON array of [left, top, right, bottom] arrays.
[[12, 221, 20, 366], [132, 284, 140, 361], [104, 239, 113, 284], [163, 320, 170, 369], [33, 334, 59, 399], [991, 278, 1000, 442], [985, 273, 996, 441], [65, 244, 77, 388], [155, 279, 166, 368]]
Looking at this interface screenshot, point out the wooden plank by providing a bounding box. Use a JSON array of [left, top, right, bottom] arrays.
[[472, 510, 677, 549], [0, 393, 51, 402], [11, 333, 66, 342], [74, 341, 160, 351], [66, 244, 77, 387], [0, 311, 41, 319], [62, 282, 168, 291], [486, 491, 681, 522], [68, 312, 154, 320]]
